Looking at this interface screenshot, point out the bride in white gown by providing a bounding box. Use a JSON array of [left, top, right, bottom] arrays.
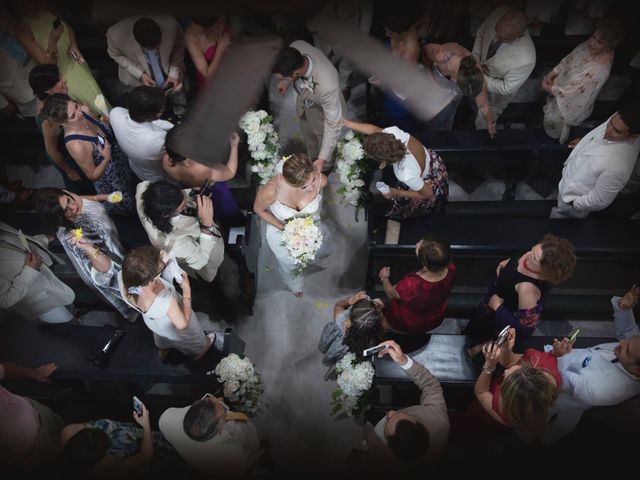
[[254, 154, 328, 296]]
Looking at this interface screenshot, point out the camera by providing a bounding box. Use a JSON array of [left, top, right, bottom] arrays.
[[182, 180, 213, 217]]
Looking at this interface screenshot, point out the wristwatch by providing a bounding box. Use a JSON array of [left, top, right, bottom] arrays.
[[199, 223, 221, 237]]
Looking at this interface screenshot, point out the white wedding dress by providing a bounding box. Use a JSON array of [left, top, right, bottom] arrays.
[[265, 174, 324, 293]]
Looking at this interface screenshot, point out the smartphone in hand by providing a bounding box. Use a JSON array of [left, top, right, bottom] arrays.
[[96, 134, 105, 146], [496, 325, 510, 346], [163, 83, 174, 94], [363, 344, 386, 357], [568, 329, 580, 345], [133, 396, 143, 417]]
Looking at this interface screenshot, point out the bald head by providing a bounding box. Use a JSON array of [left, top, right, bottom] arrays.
[[495, 9, 528, 43]]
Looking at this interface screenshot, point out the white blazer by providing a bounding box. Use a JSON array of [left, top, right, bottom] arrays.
[[0, 222, 74, 320], [106, 15, 185, 87], [472, 5, 536, 126]]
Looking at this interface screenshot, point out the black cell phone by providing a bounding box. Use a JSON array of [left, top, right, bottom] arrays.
[[163, 83, 174, 94], [52, 18, 61, 29], [133, 396, 143, 416], [496, 325, 510, 346], [200, 179, 212, 197]]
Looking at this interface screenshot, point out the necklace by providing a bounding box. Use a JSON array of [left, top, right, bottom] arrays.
[[522, 258, 541, 275]]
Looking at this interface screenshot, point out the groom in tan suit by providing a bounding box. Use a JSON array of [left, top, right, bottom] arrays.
[[273, 41, 346, 173], [472, 6, 536, 130]]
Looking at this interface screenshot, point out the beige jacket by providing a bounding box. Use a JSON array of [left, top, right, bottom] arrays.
[[106, 15, 185, 86], [472, 5, 536, 124], [0, 222, 74, 319]]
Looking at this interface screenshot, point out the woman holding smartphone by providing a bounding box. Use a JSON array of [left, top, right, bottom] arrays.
[[42, 93, 137, 214], [13, 2, 109, 115]]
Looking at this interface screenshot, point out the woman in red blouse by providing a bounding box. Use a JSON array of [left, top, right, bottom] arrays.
[[474, 327, 571, 436], [379, 234, 456, 335]]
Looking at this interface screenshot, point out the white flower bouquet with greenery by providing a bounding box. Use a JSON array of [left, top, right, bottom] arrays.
[[281, 215, 323, 275], [336, 130, 368, 207], [239, 110, 281, 184], [215, 353, 263, 417], [330, 352, 374, 419]]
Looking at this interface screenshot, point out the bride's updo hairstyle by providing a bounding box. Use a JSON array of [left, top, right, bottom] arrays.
[[282, 153, 314, 188], [363, 133, 406, 168]]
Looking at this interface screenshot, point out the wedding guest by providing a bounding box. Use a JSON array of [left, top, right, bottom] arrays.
[[60, 399, 176, 474], [465, 234, 576, 353], [475, 328, 562, 436], [551, 103, 640, 218], [542, 16, 624, 143], [28, 64, 95, 195], [472, 6, 536, 130], [162, 127, 244, 227], [159, 394, 260, 477], [185, 15, 231, 92], [34, 188, 137, 322], [423, 42, 495, 135], [0, 361, 64, 469], [379, 234, 456, 335], [344, 119, 448, 220], [0, 22, 37, 117], [542, 286, 640, 444], [319, 291, 386, 372], [106, 15, 186, 115], [12, 0, 108, 115], [42, 94, 137, 215], [136, 181, 241, 304], [120, 246, 215, 360], [253, 154, 328, 297], [273, 41, 345, 173], [0, 221, 75, 323], [354, 340, 449, 470], [110, 86, 173, 182]]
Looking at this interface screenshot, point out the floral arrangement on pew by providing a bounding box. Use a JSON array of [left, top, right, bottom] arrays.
[[239, 110, 281, 184], [335, 130, 368, 208], [215, 353, 264, 417], [330, 352, 374, 420], [281, 216, 324, 276]]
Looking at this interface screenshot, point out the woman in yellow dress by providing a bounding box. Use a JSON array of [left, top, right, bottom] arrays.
[[14, 4, 109, 116]]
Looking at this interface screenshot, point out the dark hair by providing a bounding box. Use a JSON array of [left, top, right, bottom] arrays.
[[417, 234, 451, 273], [386, 419, 430, 462], [595, 16, 625, 48], [384, 5, 422, 34], [164, 126, 188, 165], [34, 187, 68, 227], [141, 181, 184, 234], [539, 234, 576, 284], [122, 245, 162, 300], [192, 16, 222, 28], [127, 86, 165, 122], [457, 56, 483, 98], [183, 398, 224, 441], [618, 102, 640, 135], [273, 47, 305, 77], [133, 17, 162, 49], [282, 153, 314, 188], [42, 93, 71, 125], [28, 64, 60, 100], [343, 298, 385, 356], [363, 132, 406, 167], [63, 428, 110, 469]]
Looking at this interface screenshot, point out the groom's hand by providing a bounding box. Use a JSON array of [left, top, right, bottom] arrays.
[[313, 158, 325, 172]]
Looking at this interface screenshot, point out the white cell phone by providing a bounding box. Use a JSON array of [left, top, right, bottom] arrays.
[[496, 325, 510, 346], [363, 344, 386, 357], [133, 396, 143, 416], [376, 181, 390, 194], [96, 134, 105, 146]]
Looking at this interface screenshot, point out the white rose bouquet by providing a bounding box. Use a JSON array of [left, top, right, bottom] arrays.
[[281, 215, 323, 276], [215, 353, 264, 417], [239, 110, 281, 184], [336, 130, 368, 208], [330, 352, 375, 419]]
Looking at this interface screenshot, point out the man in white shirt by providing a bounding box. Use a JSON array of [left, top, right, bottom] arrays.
[[159, 394, 260, 478], [472, 6, 536, 129], [110, 86, 173, 182], [541, 286, 640, 444], [551, 103, 640, 218], [273, 41, 346, 173], [354, 341, 449, 472]]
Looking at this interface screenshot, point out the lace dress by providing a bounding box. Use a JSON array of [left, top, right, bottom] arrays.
[[264, 174, 324, 293]]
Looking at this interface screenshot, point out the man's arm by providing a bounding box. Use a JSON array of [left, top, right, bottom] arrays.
[[612, 292, 640, 340], [1, 362, 58, 382], [0, 259, 40, 309], [572, 170, 630, 213], [404, 360, 446, 408], [484, 60, 535, 97], [317, 85, 343, 162], [106, 28, 145, 82]]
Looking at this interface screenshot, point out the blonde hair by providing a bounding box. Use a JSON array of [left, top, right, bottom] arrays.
[[282, 153, 314, 188]]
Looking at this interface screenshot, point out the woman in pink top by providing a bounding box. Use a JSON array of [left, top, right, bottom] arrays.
[[185, 16, 232, 91]]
